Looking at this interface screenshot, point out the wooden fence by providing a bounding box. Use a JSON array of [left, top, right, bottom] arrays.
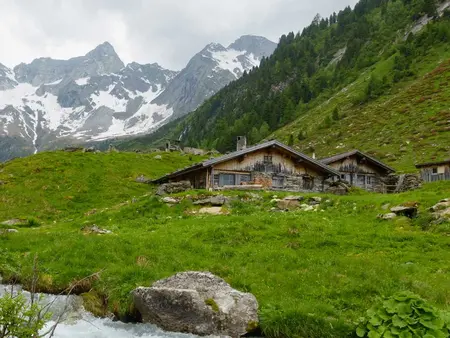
[[421, 172, 450, 182]]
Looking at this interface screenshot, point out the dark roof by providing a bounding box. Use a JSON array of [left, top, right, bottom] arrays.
[[415, 159, 450, 168], [320, 150, 396, 173], [153, 140, 340, 183]]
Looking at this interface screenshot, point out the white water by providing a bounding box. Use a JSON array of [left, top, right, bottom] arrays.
[[0, 285, 205, 338]]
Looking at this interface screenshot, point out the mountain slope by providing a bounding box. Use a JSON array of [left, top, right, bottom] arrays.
[[124, 0, 450, 171], [0, 36, 276, 161], [152, 35, 277, 118]]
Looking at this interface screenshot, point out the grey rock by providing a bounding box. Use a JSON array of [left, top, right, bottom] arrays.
[[194, 195, 228, 206], [378, 213, 397, 220], [132, 271, 258, 337], [136, 175, 152, 184], [83, 147, 96, 153], [81, 225, 112, 234], [156, 181, 191, 195], [198, 207, 226, 215], [283, 195, 305, 201], [154, 155, 162, 160], [390, 205, 418, 218], [1, 219, 26, 226], [162, 197, 179, 204], [277, 199, 301, 210], [0, 229, 19, 234]]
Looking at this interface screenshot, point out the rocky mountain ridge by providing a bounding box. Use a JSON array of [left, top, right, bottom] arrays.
[[0, 36, 276, 161]]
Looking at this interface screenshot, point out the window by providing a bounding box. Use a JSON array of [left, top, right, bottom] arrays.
[[238, 174, 251, 185], [432, 167, 438, 174], [263, 155, 273, 164], [341, 174, 346, 179], [213, 175, 220, 187], [221, 174, 236, 186], [272, 176, 285, 188]]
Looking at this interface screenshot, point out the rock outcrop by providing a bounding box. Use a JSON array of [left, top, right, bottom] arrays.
[[132, 271, 259, 337], [156, 181, 191, 195]]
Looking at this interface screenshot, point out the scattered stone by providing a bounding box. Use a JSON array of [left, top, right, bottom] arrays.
[[309, 197, 322, 205], [300, 204, 316, 212], [136, 175, 152, 184], [154, 155, 162, 160], [430, 198, 450, 222], [83, 147, 96, 153], [194, 195, 228, 206], [381, 203, 391, 210], [390, 205, 418, 219], [429, 199, 450, 212], [132, 271, 259, 337], [198, 207, 226, 215], [81, 225, 112, 235], [156, 181, 191, 195], [378, 213, 397, 220], [277, 199, 300, 210], [1, 219, 26, 226], [162, 197, 179, 204], [326, 185, 348, 196], [0, 229, 19, 234], [283, 195, 304, 201]]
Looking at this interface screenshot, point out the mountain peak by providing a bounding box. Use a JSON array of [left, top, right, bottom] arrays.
[[228, 35, 277, 58], [86, 41, 120, 60]]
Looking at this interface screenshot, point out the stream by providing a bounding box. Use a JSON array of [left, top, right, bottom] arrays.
[[0, 285, 204, 338]]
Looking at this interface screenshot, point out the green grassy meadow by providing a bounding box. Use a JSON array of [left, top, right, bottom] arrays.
[[0, 151, 449, 337]]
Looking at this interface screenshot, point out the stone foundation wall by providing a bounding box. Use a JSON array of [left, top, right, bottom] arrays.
[[252, 172, 328, 192]]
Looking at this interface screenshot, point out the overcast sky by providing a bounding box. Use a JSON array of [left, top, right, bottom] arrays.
[[0, 0, 358, 70]]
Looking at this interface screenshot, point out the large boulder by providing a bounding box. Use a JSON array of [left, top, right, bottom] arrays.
[[132, 271, 259, 337], [156, 181, 191, 195]]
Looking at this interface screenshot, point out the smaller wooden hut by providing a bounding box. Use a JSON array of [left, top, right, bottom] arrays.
[[415, 159, 450, 182]]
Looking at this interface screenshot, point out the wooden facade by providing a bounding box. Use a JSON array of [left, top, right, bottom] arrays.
[[321, 150, 395, 192], [416, 160, 450, 182], [154, 140, 340, 192]]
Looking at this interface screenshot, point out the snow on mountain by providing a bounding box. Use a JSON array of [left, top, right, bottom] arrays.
[[0, 35, 276, 161]]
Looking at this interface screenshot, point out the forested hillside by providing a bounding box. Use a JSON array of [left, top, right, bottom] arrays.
[[118, 0, 450, 171]]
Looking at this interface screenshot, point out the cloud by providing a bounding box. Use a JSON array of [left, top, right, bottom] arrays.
[[0, 0, 358, 70]]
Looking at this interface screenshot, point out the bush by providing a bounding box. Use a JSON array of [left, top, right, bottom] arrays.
[[0, 292, 51, 337], [356, 291, 450, 338]]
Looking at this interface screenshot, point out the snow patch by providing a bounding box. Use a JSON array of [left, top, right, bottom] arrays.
[[45, 79, 63, 86], [75, 77, 90, 86]]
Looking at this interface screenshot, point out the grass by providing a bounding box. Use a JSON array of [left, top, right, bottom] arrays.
[[0, 150, 204, 222], [0, 151, 449, 337]]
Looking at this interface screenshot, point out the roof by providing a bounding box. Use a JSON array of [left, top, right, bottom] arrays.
[[320, 150, 396, 173], [153, 140, 340, 183], [415, 159, 450, 168]]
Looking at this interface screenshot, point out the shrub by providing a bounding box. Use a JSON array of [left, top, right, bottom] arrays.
[[356, 291, 450, 338], [0, 292, 51, 337]]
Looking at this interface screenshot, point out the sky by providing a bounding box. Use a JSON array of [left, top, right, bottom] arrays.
[[0, 0, 359, 71]]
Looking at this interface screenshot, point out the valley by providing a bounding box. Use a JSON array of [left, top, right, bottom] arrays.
[[0, 151, 449, 337]]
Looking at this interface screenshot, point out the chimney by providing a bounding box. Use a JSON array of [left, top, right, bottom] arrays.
[[236, 136, 247, 151], [312, 152, 316, 160]]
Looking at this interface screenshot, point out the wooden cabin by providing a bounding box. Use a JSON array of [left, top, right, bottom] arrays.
[[416, 160, 450, 182], [321, 150, 395, 192], [153, 139, 340, 192]]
